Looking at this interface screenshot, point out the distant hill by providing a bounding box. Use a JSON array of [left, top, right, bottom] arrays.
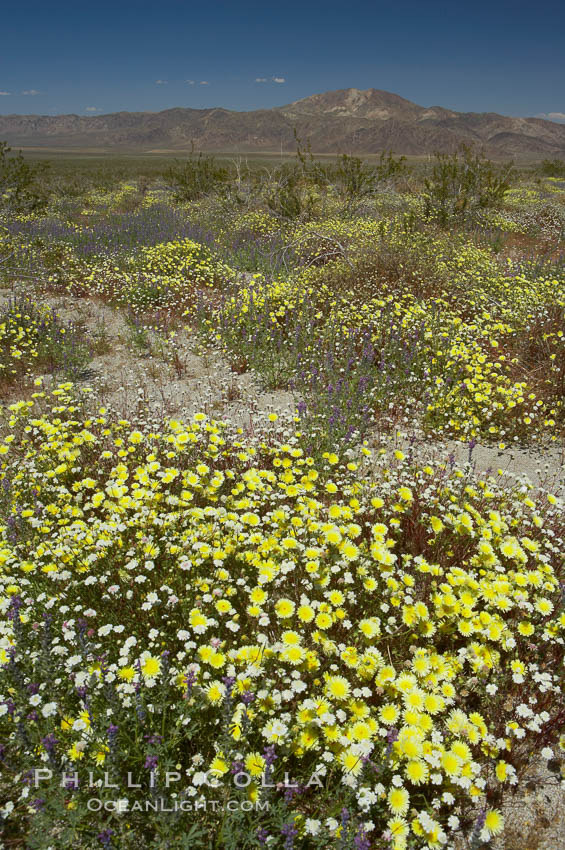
[[1, 88, 564, 157]]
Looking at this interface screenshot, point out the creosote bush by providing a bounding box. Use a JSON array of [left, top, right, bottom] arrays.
[[540, 158, 565, 178], [0, 143, 49, 215], [333, 152, 408, 215], [165, 148, 230, 202], [423, 147, 513, 227]]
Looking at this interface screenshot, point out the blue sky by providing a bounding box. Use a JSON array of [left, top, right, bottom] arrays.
[[1, 0, 564, 121]]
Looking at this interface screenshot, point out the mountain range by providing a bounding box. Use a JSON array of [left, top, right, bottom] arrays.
[[1, 88, 564, 157]]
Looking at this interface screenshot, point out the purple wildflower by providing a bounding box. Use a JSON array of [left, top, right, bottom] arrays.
[[97, 828, 115, 847], [281, 821, 298, 850], [144, 755, 158, 771]]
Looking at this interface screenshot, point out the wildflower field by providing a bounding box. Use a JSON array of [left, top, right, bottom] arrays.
[[0, 148, 564, 849]]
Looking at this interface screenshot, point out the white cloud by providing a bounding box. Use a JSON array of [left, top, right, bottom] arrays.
[[85, 106, 101, 112], [155, 79, 167, 85], [536, 111, 565, 123], [255, 76, 286, 84], [186, 79, 195, 85], [22, 89, 40, 95], [199, 81, 209, 85], [0, 91, 11, 96]]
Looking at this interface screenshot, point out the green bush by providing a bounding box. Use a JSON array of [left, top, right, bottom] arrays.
[[333, 151, 408, 214], [263, 132, 333, 222], [423, 146, 512, 227], [0, 142, 50, 214], [540, 158, 565, 177], [165, 148, 230, 202]]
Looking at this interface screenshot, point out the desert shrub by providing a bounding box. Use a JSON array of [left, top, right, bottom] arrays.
[[540, 158, 565, 178], [264, 133, 332, 222], [263, 150, 408, 223], [423, 147, 513, 227], [0, 142, 50, 214], [165, 149, 230, 202], [265, 162, 322, 222], [332, 152, 408, 215], [288, 218, 379, 267], [332, 154, 377, 213]]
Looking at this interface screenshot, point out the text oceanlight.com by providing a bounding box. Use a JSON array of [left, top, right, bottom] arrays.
[[86, 798, 270, 813]]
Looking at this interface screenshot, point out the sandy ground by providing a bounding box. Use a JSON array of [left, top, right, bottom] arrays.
[[454, 755, 565, 850], [389, 432, 565, 494], [0, 289, 295, 428]]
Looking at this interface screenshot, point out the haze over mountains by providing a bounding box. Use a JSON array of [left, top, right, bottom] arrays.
[[1, 88, 564, 157]]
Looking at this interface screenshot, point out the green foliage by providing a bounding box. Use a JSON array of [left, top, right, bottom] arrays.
[[265, 163, 306, 220], [374, 150, 409, 184], [540, 158, 565, 177], [293, 131, 333, 188], [265, 165, 324, 221], [0, 141, 50, 213], [423, 145, 513, 226], [165, 146, 230, 202], [333, 151, 408, 213], [265, 131, 331, 221], [333, 154, 376, 211]]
